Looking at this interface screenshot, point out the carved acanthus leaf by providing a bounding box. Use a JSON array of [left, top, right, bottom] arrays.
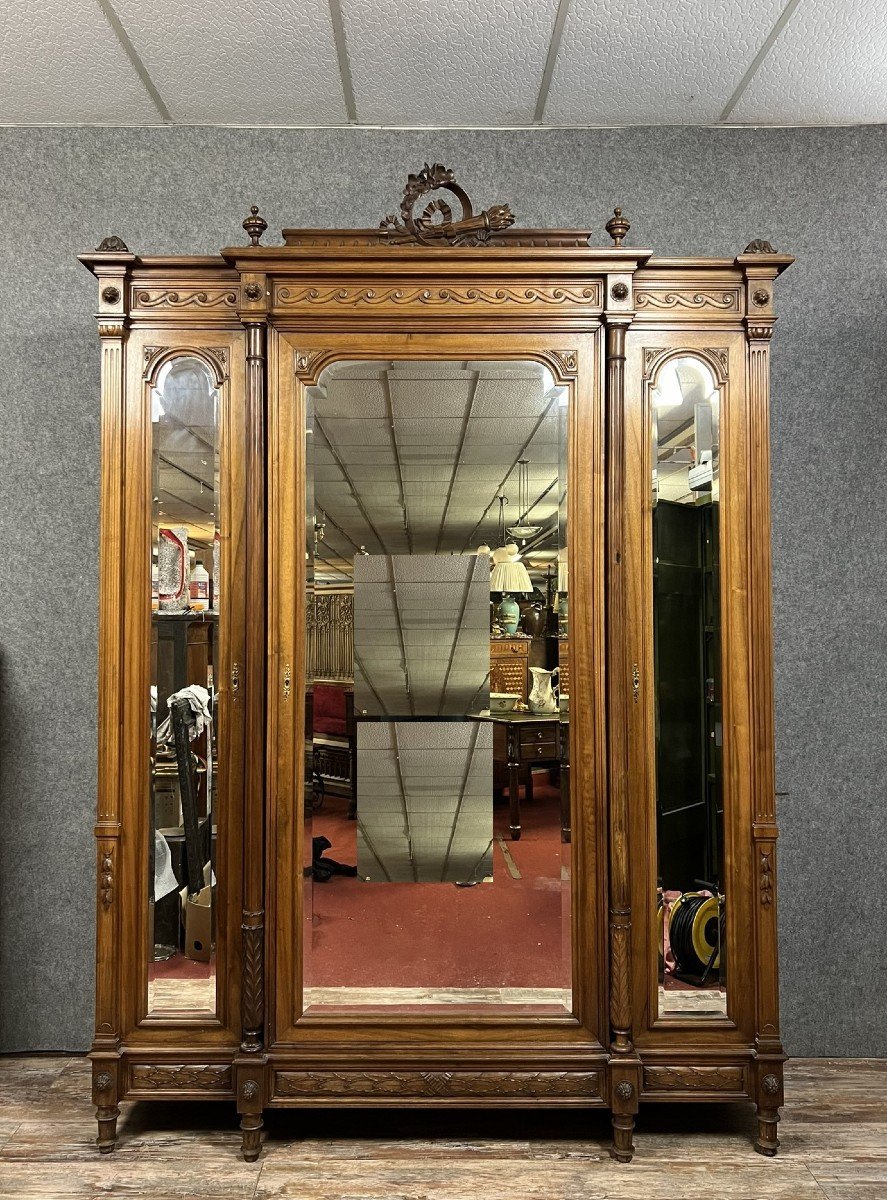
[[643, 1065, 745, 1093], [760, 848, 774, 907], [100, 850, 114, 909], [131, 1064, 232, 1091]]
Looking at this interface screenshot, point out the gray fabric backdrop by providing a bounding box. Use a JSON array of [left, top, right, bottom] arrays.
[[0, 125, 884, 1054]]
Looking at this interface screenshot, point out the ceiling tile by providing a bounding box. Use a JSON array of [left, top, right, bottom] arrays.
[[1, 2, 160, 123], [732, 0, 887, 124], [112, 0, 348, 123], [342, 0, 560, 125], [545, 0, 786, 125]]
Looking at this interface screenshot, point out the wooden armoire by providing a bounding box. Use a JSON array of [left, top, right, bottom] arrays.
[[82, 166, 791, 1162]]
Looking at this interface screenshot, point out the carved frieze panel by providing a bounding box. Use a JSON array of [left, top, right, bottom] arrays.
[[130, 283, 239, 320], [634, 286, 742, 318], [129, 1064, 233, 1092], [274, 280, 603, 316], [275, 1069, 603, 1100], [643, 1065, 746, 1094]]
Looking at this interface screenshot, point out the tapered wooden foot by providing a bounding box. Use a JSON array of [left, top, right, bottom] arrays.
[[754, 1107, 780, 1156], [96, 1104, 119, 1153], [240, 1112, 263, 1161], [611, 1112, 635, 1162]]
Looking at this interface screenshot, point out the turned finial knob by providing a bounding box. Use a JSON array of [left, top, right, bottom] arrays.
[[606, 207, 630, 247], [243, 205, 267, 247]]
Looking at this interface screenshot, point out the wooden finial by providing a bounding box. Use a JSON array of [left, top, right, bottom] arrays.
[[606, 207, 630, 247], [242, 205, 267, 247]]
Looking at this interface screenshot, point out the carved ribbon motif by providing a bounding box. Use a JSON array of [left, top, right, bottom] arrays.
[[380, 163, 515, 246]]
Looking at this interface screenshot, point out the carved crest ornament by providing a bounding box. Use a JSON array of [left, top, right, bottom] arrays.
[[379, 163, 516, 247]]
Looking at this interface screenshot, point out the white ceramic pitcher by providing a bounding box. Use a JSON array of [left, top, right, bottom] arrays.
[[528, 666, 559, 714]]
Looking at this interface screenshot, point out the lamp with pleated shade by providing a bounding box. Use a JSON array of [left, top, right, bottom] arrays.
[[490, 544, 533, 634]]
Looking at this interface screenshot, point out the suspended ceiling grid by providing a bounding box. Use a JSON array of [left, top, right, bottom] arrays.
[[356, 720, 493, 884], [3, 0, 882, 126], [311, 360, 563, 585]]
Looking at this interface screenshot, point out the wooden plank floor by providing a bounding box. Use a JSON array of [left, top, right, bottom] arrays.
[[0, 1057, 884, 1198]]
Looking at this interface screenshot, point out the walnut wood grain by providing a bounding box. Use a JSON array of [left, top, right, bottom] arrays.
[[81, 212, 791, 1165]]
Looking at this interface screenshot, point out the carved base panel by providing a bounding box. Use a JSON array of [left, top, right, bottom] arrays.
[[271, 1068, 605, 1105], [126, 1061, 235, 1098], [641, 1063, 749, 1100]]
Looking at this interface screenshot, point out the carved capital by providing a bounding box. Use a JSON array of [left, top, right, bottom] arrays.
[[746, 323, 775, 341]]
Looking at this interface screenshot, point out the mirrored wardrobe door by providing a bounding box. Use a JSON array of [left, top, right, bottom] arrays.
[[137, 339, 246, 1024], [625, 336, 746, 1030], [298, 357, 573, 1017]]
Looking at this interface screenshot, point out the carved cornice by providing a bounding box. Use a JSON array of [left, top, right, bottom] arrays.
[[275, 1070, 602, 1099], [636, 289, 739, 311], [643, 1065, 745, 1093], [130, 1064, 232, 1091], [276, 283, 602, 310]]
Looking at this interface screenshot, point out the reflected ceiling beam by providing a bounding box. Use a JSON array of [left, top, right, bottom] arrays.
[[434, 369, 480, 554], [391, 724, 418, 883], [436, 559, 482, 715], [315, 416, 390, 555], [319, 510, 366, 558], [353, 647, 388, 715], [387, 556, 415, 718], [355, 820, 391, 883], [156, 486, 215, 522], [533, 0, 572, 124], [158, 452, 214, 493], [381, 369, 413, 554], [719, 0, 803, 122], [440, 722, 483, 883], [95, 0, 172, 122], [460, 398, 559, 552], [328, 0, 358, 123]]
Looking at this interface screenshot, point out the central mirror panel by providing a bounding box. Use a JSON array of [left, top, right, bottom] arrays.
[[303, 359, 571, 1014]]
